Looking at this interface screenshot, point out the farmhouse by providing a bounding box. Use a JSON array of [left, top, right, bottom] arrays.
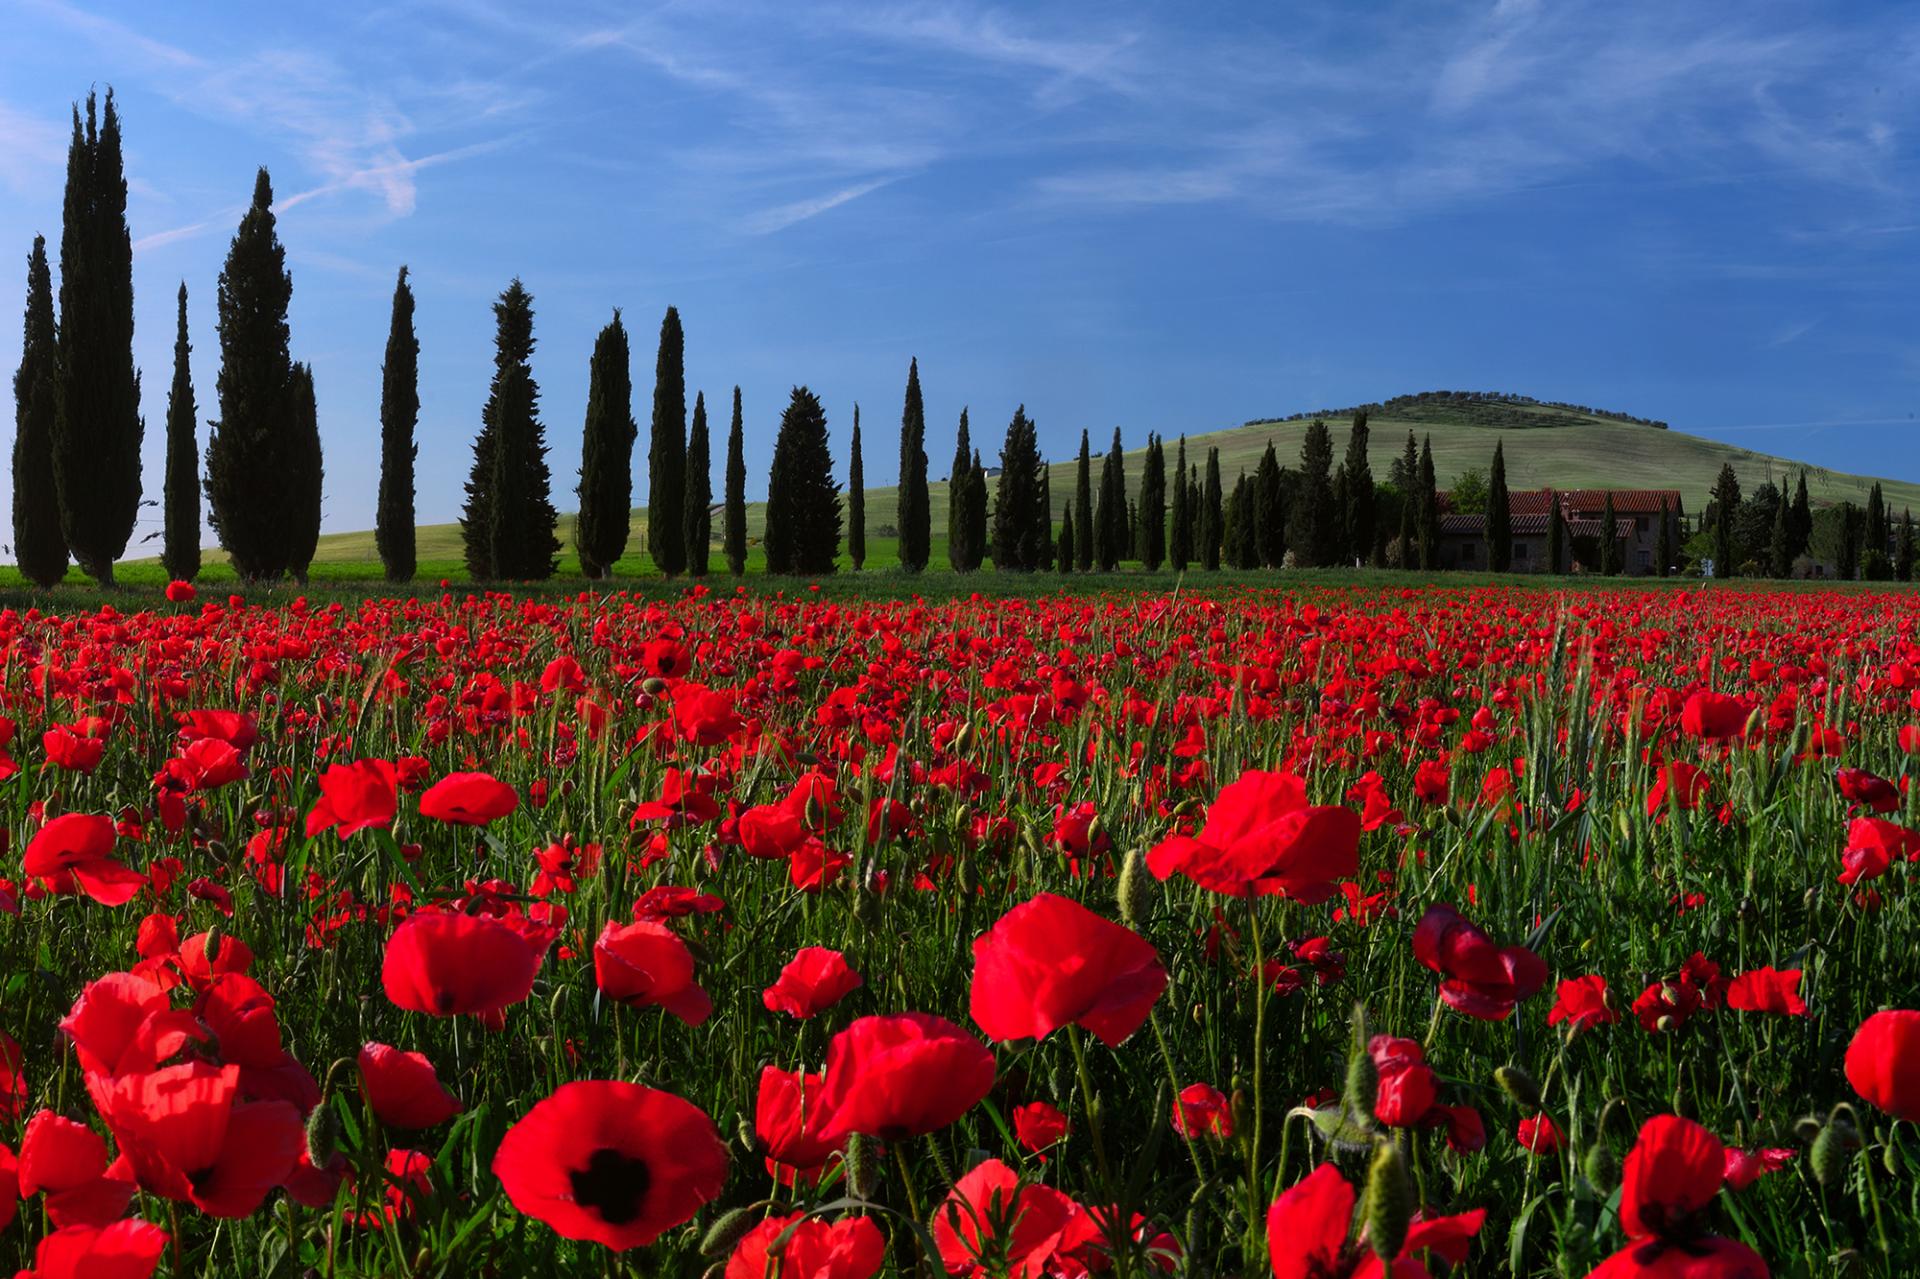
[[1437, 489, 1684, 575]]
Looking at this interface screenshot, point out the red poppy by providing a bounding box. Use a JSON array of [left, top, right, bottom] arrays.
[[18, 1218, 170, 1279], [1587, 1115, 1770, 1278], [24, 814, 146, 907], [1517, 1115, 1564, 1156], [755, 1066, 837, 1186], [1547, 975, 1618, 1033], [727, 1213, 885, 1279], [17, 1111, 137, 1229], [1370, 1035, 1438, 1128], [304, 759, 399, 838], [1172, 1083, 1234, 1139], [1721, 1146, 1794, 1192], [592, 921, 712, 1026], [970, 893, 1167, 1048], [763, 947, 863, 1019], [933, 1157, 1081, 1279], [1724, 968, 1805, 1016], [1265, 1163, 1484, 1279], [58, 973, 172, 1078], [42, 720, 109, 774], [358, 1043, 462, 1129], [1846, 1009, 1920, 1122], [492, 1080, 728, 1251], [164, 580, 195, 602], [1146, 770, 1360, 901], [100, 1062, 303, 1218], [1013, 1101, 1071, 1159], [1680, 691, 1749, 740], [382, 911, 542, 1017], [1834, 767, 1899, 814], [418, 772, 519, 825], [1644, 762, 1712, 818], [631, 769, 720, 827], [815, 1012, 996, 1142], [672, 684, 742, 746], [1412, 903, 1548, 1020]]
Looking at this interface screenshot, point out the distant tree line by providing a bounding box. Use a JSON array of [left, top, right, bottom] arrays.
[[1251, 390, 1669, 432]]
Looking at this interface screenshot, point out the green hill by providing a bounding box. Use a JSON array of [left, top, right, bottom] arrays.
[[191, 393, 1920, 574]]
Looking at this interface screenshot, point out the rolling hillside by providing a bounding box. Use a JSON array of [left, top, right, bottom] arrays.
[[213, 395, 1920, 570]]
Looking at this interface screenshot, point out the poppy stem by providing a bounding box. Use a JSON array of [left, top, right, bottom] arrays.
[[893, 1141, 923, 1223], [1247, 897, 1270, 1218], [1151, 1010, 1209, 1185], [1068, 1024, 1115, 1190]]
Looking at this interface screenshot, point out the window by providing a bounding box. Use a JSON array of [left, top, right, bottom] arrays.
[[1514, 543, 1530, 560], [1460, 543, 1477, 565], [1638, 550, 1652, 570]]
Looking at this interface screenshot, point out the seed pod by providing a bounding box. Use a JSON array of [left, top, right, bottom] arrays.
[[845, 1132, 879, 1200], [1343, 1007, 1377, 1122], [953, 720, 976, 754], [204, 926, 224, 966], [304, 1098, 339, 1167], [1810, 1115, 1858, 1187], [640, 676, 668, 696], [1495, 1065, 1542, 1112], [736, 1118, 758, 1155], [1583, 1141, 1617, 1194], [700, 1205, 760, 1258], [1117, 848, 1154, 928], [1363, 1140, 1413, 1262]]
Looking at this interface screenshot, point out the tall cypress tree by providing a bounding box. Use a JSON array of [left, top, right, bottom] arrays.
[[1865, 482, 1888, 560], [724, 388, 747, 576], [847, 405, 865, 571], [949, 451, 977, 571], [1073, 430, 1094, 571], [1837, 502, 1861, 580], [1710, 463, 1741, 578], [1898, 509, 1915, 582], [470, 280, 558, 580], [647, 307, 686, 575], [574, 310, 635, 579], [1058, 505, 1075, 576], [991, 405, 1045, 570], [1390, 431, 1419, 491], [54, 90, 142, 583], [1094, 427, 1126, 570], [1415, 436, 1439, 570], [1598, 491, 1620, 575], [13, 235, 66, 587], [1201, 448, 1223, 570], [206, 169, 295, 581], [1342, 410, 1374, 564], [947, 407, 971, 569], [1485, 439, 1511, 572], [684, 391, 712, 576], [961, 449, 989, 571], [1254, 442, 1284, 567], [1397, 489, 1415, 568], [1136, 433, 1166, 569], [160, 283, 200, 582], [285, 362, 322, 582], [1038, 466, 1054, 571], [1788, 473, 1812, 563], [1768, 492, 1791, 578], [764, 386, 841, 574], [1290, 420, 1335, 566], [376, 267, 418, 582], [1657, 501, 1676, 578], [1169, 435, 1191, 572], [1545, 489, 1564, 574], [897, 358, 929, 571]]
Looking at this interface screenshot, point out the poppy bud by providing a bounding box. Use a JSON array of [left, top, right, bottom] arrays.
[[1793, 1116, 1824, 1144], [641, 677, 668, 696], [953, 721, 976, 754], [1228, 1088, 1249, 1139], [204, 926, 224, 965], [1583, 1141, 1617, 1193], [845, 1132, 879, 1200], [700, 1205, 760, 1257], [735, 1118, 757, 1154], [1343, 1006, 1376, 1122], [1494, 1065, 1541, 1112], [1117, 848, 1154, 928], [1810, 1113, 1859, 1186], [304, 1097, 339, 1167], [1364, 1139, 1412, 1262]]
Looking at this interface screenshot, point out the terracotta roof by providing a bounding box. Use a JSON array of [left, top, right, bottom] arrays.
[[1440, 488, 1682, 517], [1442, 513, 1633, 538]]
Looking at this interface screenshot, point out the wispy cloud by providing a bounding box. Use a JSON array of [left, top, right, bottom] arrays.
[[1766, 317, 1823, 349], [0, 99, 68, 195], [741, 175, 902, 235]]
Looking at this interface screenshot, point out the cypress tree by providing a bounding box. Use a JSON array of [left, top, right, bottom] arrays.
[[1397, 488, 1415, 568], [1290, 420, 1336, 566], [847, 405, 865, 571], [1201, 449, 1223, 570], [647, 307, 686, 575], [763, 386, 840, 574], [1898, 509, 1915, 582], [1073, 430, 1094, 571], [1038, 467, 1054, 571], [1657, 500, 1676, 578], [1094, 427, 1126, 570], [947, 407, 971, 569], [724, 388, 747, 575], [1768, 491, 1792, 578], [1485, 439, 1511, 572], [684, 391, 711, 576], [12, 235, 66, 587], [1169, 435, 1191, 572], [1545, 488, 1564, 574], [1058, 505, 1074, 576], [1837, 502, 1860, 580], [1416, 436, 1439, 570], [376, 267, 418, 582], [1865, 482, 1888, 560], [948, 450, 976, 571], [1254, 442, 1283, 567], [205, 168, 295, 581], [1342, 410, 1374, 564], [1788, 472, 1812, 562], [1138, 433, 1166, 570], [477, 281, 559, 580], [285, 362, 322, 583], [574, 310, 635, 579], [1710, 463, 1741, 578], [1389, 431, 1418, 491], [54, 90, 142, 584], [991, 405, 1045, 570], [897, 358, 929, 571], [160, 282, 200, 583], [1599, 491, 1620, 575], [962, 448, 989, 571]]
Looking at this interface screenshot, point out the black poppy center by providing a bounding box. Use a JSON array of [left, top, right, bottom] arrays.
[[570, 1147, 651, 1225]]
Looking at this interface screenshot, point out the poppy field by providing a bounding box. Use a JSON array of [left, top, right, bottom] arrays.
[[2, 580, 1919, 1279]]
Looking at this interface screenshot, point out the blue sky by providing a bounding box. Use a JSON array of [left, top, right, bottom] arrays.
[[2, 0, 1918, 543]]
